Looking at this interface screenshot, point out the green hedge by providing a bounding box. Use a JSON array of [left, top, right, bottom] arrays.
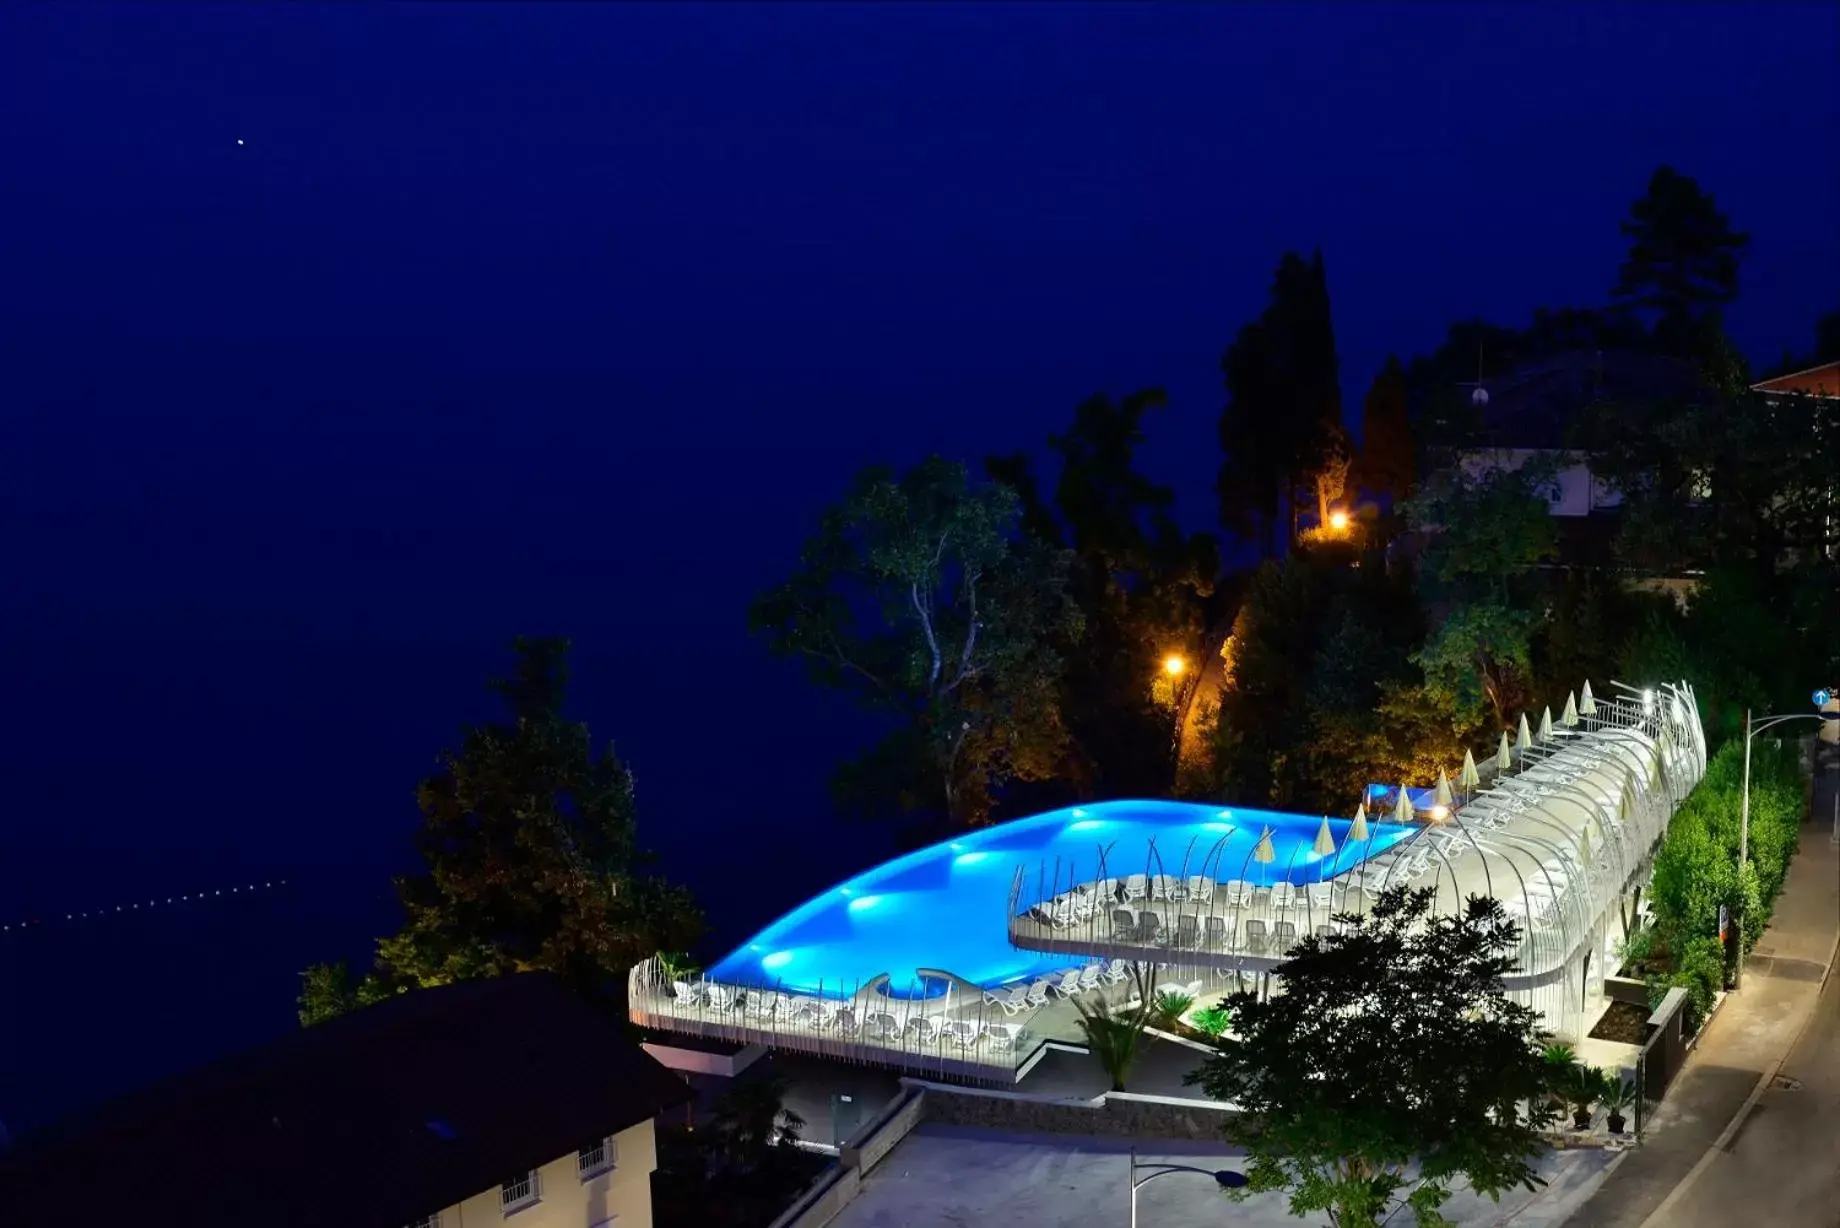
[[1646, 737, 1803, 1016]]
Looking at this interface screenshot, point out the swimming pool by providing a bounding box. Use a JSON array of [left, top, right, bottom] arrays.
[[706, 799, 1414, 999]]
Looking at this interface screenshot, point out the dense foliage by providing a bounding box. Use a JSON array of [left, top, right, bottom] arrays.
[[1639, 738, 1804, 1028], [1189, 887, 1555, 1228], [298, 638, 700, 1024]]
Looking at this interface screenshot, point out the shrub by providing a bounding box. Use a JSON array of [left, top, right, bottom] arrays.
[[1647, 738, 1803, 970], [1192, 1004, 1232, 1036]]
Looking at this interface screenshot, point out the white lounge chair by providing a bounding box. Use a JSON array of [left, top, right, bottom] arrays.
[[832, 1008, 860, 1037], [1273, 920, 1298, 952], [939, 1019, 979, 1049], [864, 1011, 901, 1041], [904, 1015, 938, 1045], [1110, 908, 1139, 940], [1171, 912, 1200, 949], [1185, 875, 1214, 902], [705, 984, 737, 1010], [1077, 962, 1105, 991], [1053, 968, 1085, 998], [1222, 879, 1249, 905], [1025, 979, 1054, 1008], [670, 980, 701, 1008], [982, 1022, 1022, 1051], [1205, 914, 1232, 949], [1123, 874, 1149, 901], [1102, 958, 1131, 984], [985, 985, 1031, 1015]]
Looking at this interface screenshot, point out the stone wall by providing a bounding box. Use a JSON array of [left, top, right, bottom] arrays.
[[906, 1080, 1236, 1142]]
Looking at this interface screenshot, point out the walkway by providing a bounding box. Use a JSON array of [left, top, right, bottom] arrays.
[[1562, 766, 1840, 1228]]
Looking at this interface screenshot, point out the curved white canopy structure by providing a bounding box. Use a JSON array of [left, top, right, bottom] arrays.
[[1009, 680, 1707, 1040]]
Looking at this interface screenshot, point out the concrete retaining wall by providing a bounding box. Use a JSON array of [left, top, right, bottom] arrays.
[[902, 1078, 1236, 1142], [1605, 975, 1650, 1008], [767, 1086, 928, 1228]]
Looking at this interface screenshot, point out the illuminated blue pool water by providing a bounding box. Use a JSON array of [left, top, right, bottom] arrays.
[[706, 799, 1414, 999]]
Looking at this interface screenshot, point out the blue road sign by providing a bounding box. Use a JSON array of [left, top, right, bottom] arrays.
[[1817, 689, 1833, 708]]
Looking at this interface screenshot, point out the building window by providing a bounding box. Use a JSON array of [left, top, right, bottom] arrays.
[[501, 1171, 540, 1215], [579, 1136, 618, 1178]]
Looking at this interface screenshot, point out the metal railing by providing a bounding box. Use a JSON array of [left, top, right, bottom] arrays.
[[628, 956, 1045, 1085]]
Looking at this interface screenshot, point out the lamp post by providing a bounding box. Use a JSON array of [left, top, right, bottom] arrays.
[[1733, 706, 1840, 988], [1129, 1147, 1248, 1228], [1163, 654, 1196, 777]]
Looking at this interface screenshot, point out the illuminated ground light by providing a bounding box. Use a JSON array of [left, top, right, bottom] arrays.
[[847, 894, 885, 913]]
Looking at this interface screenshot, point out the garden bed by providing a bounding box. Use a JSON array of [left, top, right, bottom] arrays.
[[1588, 999, 1650, 1045]]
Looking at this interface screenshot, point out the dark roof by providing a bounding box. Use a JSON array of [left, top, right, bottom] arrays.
[[1473, 349, 1711, 449], [0, 974, 691, 1228]]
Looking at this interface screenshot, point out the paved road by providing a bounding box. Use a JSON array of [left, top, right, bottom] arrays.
[[829, 1125, 1616, 1228]]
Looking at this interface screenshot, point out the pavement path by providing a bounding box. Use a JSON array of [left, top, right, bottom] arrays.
[[1563, 759, 1840, 1228]]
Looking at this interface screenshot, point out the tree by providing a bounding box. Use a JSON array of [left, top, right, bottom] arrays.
[[992, 391, 1219, 798], [1219, 251, 1345, 554], [752, 456, 1082, 830], [1404, 462, 1558, 726], [1613, 166, 1748, 355], [1351, 355, 1415, 511], [298, 638, 701, 1022], [1189, 887, 1555, 1228]]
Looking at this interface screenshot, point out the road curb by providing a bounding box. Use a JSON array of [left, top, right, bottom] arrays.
[[1634, 877, 1840, 1228]]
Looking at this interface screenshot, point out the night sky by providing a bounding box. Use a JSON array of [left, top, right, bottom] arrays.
[[2, 4, 1835, 1127]]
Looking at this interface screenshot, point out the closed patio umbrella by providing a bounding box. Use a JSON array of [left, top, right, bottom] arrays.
[[1313, 816, 1337, 857], [1580, 679, 1598, 717], [1393, 784, 1414, 824], [1252, 827, 1277, 884], [1435, 770, 1454, 808], [1538, 706, 1554, 742], [1497, 731, 1513, 772], [1460, 748, 1481, 791], [1516, 714, 1534, 753], [1350, 803, 1370, 843], [1562, 692, 1580, 728]]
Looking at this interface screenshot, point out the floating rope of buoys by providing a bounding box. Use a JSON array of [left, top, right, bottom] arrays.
[[2, 879, 291, 934]]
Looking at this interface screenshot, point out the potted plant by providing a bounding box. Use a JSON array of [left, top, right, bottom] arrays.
[[1563, 1063, 1604, 1131], [1601, 1073, 1636, 1135], [1540, 1041, 1577, 1109]]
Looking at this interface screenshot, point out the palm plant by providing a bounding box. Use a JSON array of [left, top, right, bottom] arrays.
[[1072, 992, 1149, 1092], [708, 1073, 806, 1173], [1152, 989, 1195, 1030], [1561, 1063, 1604, 1129], [656, 950, 701, 984], [1600, 1073, 1637, 1134]]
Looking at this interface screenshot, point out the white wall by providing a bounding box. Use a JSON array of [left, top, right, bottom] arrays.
[[1458, 448, 1621, 518], [428, 1119, 658, 1228]]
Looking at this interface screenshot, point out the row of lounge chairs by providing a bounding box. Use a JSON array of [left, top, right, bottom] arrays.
[[980, 958, 1133, 1014], [666, 979, 1027, 1051]]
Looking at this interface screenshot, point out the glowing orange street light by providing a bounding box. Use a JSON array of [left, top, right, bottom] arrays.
[[1327, 508, 1351, 533], [1163, 654, 1188, 678]]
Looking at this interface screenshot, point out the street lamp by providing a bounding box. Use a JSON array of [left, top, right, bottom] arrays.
[[1327, 508, 1350, 533], [1162, 654, 1194, 778], [1129, 1147, 1248, 1228], [1733, 704, 1840, 987]]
